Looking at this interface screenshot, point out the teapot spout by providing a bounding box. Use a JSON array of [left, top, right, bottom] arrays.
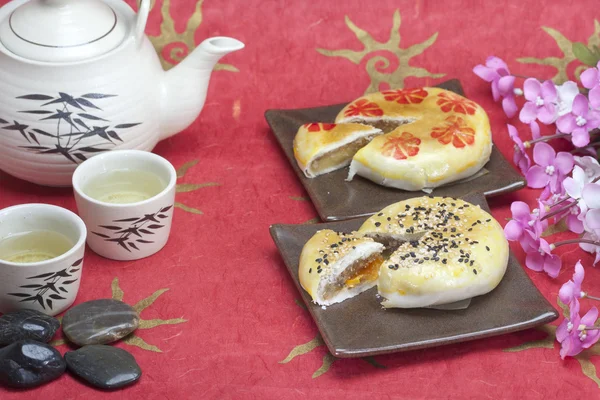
[[159, 37, 244, 140]]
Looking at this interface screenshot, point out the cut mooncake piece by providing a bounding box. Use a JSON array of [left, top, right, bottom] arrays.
[[335, 88, 492, 190], [293, 122, 383, 178], [298, 229, 384, 306], [358, 196, 509, 308]]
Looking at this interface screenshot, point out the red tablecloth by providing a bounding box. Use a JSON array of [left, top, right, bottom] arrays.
[[2, 0, 600, 398]]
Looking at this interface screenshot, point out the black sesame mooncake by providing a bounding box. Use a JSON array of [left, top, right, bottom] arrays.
[[358, 196, 509, 308]]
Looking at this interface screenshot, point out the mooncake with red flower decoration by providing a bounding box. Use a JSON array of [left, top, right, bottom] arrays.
[[293, 122, 382, 178], [335, 88, 492, 190]]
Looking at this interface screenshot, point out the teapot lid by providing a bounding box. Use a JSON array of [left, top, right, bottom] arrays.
[[0, 0, 128, 63]]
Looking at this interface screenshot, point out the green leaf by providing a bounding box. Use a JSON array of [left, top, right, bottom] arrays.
[[573, 42, 600, 66]]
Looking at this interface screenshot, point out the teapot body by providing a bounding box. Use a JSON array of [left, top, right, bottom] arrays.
[[0, 39, 164, 186], [0, 0, 166, 186], [0, 0, 244, 186]]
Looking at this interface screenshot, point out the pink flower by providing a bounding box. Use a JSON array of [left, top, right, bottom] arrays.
[[580, 61, 600, 111], [563, 166, 591, 233], [580, 231, 600, 265], [556, 298, 600, 359], [504, 201, 547, 251], [525, 237, 561, 277], [581, 61, 600, 90], [582, 183, 600, 233], [519, 79, 558, 124], [566, 202, 585, 234], [556, 81, 580, 117], [530, 121, 541, 140], [558, 261, 585, 304], [473, 56, 518, 117], [526, 142, 574, 193], [556, 94, 600, 147], [575, 156, 600, 180], [507, 124, 531, 175]]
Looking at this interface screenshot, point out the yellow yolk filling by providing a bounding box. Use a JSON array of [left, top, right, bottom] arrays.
[[345, 255, 384, 288]]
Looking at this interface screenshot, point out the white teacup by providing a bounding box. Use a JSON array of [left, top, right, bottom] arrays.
[[0, 204, 86, 316], [72, 150, 177, 261]]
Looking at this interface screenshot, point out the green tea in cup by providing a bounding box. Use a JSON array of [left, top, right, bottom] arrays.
[[0, 230, 74, 264], [82, 169, 166, 204]]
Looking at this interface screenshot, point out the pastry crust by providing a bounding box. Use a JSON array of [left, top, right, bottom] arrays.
[[358, 196, 508, 308], [335, 88, 492, 190], [293, 123, 383, 178], [298, 229, 384, 306]]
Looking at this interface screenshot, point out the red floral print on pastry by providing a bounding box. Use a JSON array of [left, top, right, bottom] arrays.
[[382, 88, 428, 104], [436, 92, 477, 115], [303, 123, 336, 132], [344, 99, 384, 118], [431, 116, 476, 148], [381, 132, 421, 160]]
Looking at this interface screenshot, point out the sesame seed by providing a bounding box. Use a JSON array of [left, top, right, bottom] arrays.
[[473, 269, 477, 275], [486, 246, 490, 251], [309, 268, 312, 273], [375, 222, 381, 227]]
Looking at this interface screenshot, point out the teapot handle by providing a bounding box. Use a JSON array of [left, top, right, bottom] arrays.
[[134, 0, 151, 47]]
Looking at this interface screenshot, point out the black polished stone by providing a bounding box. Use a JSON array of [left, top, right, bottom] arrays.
[[0, 309, 60, 347], [0, 340, 66, 388], [62, 299, 140, 346], [65, 345, 141, 390]]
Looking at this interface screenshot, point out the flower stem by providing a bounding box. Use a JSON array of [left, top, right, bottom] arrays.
[[552, 238, 600, 248], [570, 142, 600, 153], [545, 195, 572, 209], [541, 201, 578, 221], [524, 133, 570, 147]]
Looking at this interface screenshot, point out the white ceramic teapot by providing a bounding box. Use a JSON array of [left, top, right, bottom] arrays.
[[0, 0, 244, 186]]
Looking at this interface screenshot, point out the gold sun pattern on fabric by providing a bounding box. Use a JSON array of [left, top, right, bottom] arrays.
[[316, 10, 445, 94], [143, 0, 238, 72], [50, 277, 187, 353], [504, 298, 600, 387], [279, 299, 386, 378], [517, 21, 600, 84], [175, 160, 220, 215]]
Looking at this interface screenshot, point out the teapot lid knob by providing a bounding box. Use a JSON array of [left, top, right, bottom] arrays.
[[0, 0, 129, 63]]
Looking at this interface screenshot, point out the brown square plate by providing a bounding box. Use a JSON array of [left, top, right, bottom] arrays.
[[265, 79, 526, 221], [269, 193, 558, 358]]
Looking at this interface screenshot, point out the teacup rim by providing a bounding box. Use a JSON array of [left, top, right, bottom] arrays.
[[71, 150, 177, 208], [0, 203, 87, 268]]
